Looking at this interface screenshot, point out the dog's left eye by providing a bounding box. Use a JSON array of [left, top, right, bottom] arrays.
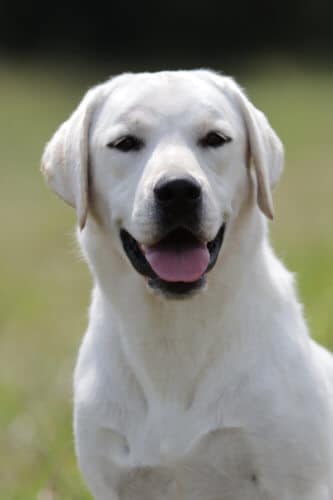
[[107, 135, 144, 152], [199, 131, 232, 148]]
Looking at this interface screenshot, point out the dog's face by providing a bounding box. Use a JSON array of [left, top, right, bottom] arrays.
[[42, 70, 283, 298]]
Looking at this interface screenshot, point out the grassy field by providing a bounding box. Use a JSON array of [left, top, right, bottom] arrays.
[[1, 59, 332, 499]]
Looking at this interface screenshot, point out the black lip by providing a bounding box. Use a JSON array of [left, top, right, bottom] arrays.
[[120, 223, 226, 297], [147, 276, 206, 299]]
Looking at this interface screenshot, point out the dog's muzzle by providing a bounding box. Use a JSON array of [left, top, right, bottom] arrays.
[[120, 176, 225, 298]]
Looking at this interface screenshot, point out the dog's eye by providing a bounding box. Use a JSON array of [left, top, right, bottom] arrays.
[[107, 135, 143, 152], [199, 131, 232, 148]]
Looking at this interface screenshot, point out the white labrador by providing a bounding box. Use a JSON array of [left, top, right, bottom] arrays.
[[42, 70, 333, 500]]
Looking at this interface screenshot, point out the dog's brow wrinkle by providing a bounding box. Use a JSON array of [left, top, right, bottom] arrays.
[[198, 104, 224, 118], [117, 105, 161, 124]]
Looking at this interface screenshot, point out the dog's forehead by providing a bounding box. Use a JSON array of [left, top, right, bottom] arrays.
[[99, 71, 236, 125]]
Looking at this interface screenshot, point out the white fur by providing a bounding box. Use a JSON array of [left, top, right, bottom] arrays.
[[42, 70, 333, 499]]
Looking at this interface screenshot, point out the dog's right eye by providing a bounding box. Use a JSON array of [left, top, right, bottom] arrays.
[[107, 135, 144, 152]]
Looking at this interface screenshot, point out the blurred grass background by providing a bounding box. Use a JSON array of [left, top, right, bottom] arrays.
[[0, 59, 332, 499]]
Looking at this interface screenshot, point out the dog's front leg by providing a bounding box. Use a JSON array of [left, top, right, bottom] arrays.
[[76, 451, 120, 500], [75, 416, 129, 500]]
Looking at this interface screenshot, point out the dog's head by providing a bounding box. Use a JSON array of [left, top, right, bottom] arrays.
[[42, 70, 283, 299]]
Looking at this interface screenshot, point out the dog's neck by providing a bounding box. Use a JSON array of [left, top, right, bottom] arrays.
[[81, 206, 291, 405]]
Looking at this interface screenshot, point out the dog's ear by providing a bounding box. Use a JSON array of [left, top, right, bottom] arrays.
[[234, 88, 284, 219], [41, 85, 106, 230], [206, 72, 284, 219], [225, 78, 284, 219]]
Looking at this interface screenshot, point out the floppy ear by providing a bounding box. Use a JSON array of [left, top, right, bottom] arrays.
[[225, 79, 284, 219], [235, 89, 284, 219], [41, 85, 105, 229], [205, 72, 284, 219]]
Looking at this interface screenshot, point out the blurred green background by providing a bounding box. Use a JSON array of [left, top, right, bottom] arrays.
[[1, 56, 332, 499]]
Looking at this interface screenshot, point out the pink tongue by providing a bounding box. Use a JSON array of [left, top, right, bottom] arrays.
[[144, 240, 209, 283]]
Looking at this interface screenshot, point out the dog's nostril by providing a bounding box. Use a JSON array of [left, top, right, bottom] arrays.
[[186, 182, 201, 201], [154, 177, 202, 205], [155, 183, 173, 203]]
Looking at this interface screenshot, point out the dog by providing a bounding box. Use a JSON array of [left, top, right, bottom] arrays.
[[41, 70, 333, 499]]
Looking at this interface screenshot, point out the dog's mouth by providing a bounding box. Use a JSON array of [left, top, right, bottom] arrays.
[[120, 224, 226, 297]]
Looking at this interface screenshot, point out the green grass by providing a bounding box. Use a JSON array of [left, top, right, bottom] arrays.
[[1, 59, 332, 499]]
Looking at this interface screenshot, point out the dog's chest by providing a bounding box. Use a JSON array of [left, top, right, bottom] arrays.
[[96, 397, 328, 500], [113, 408, 266, 500]]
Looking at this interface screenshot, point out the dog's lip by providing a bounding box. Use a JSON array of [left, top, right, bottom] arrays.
[[139, 229, 206, 251], [119, 223, 226, 291]]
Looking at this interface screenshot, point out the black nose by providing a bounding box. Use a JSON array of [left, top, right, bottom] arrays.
[[154, 177, 202, 208]]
